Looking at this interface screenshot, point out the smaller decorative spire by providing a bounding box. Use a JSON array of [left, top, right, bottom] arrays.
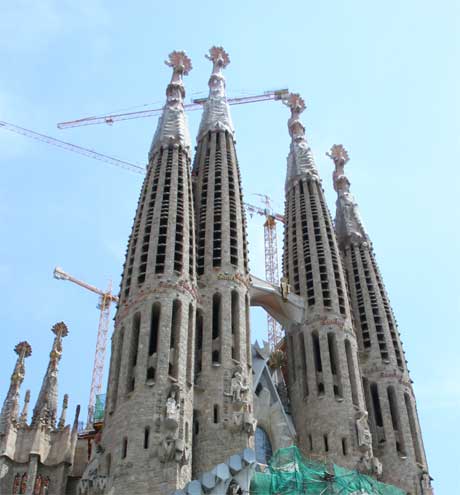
[[58, 394, 69, 429], [326, 145, 368, 245], [72, 404, 81, 434], [197, 46, 235, 140], [283, 93, 319, 187], [149, 51, 192, 160], [327, 144, 350, 192], [32, 322, 68, 429], [0, 342, 32, 433], [18, 389, 31, 427]]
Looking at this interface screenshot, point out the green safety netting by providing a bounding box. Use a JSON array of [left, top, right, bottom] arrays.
[[94, 394, 106, 423], [251, 446, 405, 495]]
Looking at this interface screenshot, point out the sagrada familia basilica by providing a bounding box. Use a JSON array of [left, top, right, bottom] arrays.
[[0, 47, 433, 495]]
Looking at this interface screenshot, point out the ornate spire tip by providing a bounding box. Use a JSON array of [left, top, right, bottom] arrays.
[[52, 322, 68, 338], [15, 342, 32, 358], [165, 51, 192, 77], [327, 144, 349, 167], [284, 93, 306, 115], [206, 46, 230, 72]]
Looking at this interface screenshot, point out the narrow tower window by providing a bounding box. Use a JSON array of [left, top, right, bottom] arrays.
[[127, 313, 141, 394], [213, 405, 219, 424], [212, 293, 221, 364], [122, 437, 128, 459], [312, 332, 324, 395], [169, 300, 182, 379], [370, 383, 384, 428], [231, 291, 240, 361], [195, 309, 203, 379], [149, 302, 161, 356], [299, 332, 309, 396], [144, 427, 150, 449], [186, 303, 194, 385], [110, 327, 124, 411], [327, 333, 342, 398], [388, 386, 405, 455]]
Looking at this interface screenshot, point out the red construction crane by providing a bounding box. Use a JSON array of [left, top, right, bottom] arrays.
[[56, 89, 289, 129], [245, 197, 285, 350], [0, 120, 145, 175], [53, 266, 118, 428]]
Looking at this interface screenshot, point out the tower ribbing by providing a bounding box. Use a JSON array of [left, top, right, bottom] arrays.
[[282, 94, 376, 471], [328, 145, 433, 494], [191, 47, 254, 475], [101, 51, 197, 494]]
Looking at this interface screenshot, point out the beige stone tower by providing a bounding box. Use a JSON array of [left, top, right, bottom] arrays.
[[99, 51, 197, 494], [191, 46, 254, 475], [328, 145, 433, 495], [282, 94, 377, 471]]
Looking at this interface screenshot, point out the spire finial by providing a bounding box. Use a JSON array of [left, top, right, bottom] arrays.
[[0, 341, 32, 433], [327, 144, 350, 192], [18, 390, 31, 427], [283, 93, 307, 140], [165, 50, 192, 85], [31, 322, 68, 428], [197, 46, 234, 140], [58, 394, 69, 429], [206, 46, 230, 76], [149, 51, 192, 160]]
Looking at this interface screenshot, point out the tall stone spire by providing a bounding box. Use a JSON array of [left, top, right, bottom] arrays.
[[31, 322, 68, 428], [191, 46, 253, 476], [282, 94, 378, 472], [100, 51, 197, 495], [0, 342, 32, 434], [328, 146, 433, 494]]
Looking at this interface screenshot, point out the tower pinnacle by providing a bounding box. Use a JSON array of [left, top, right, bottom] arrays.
[[326, 144, 368, 246], [0, 341, 32, 433], [149, 50, 192, 160], [197, 46, 234, 140], [31, 322, 68, 428], [284, 93, 318, 187]]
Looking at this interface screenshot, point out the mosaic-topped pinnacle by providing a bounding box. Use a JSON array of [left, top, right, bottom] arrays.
[[284, 93, 307, 140], [52, 321, 68, 338], [165, 51, 192, 84], [15, 341, 32, 358], [327, 144, 351, 193], [206, 46, 230, 75], [284, 92, 306, 115], [327, 144, 349, 167]]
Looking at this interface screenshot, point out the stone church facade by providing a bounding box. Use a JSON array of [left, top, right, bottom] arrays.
[[0, 47, 433, 495]]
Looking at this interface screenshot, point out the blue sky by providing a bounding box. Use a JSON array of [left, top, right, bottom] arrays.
[[1, 0, 458, 492]]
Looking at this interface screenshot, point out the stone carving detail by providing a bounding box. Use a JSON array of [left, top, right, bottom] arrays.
[[280, 277, 291, 300], [156, 385, 189, 464], [149, 50, 192, 159], [327, 144, 368, 244], [284, 93, 320, 185], [359, 450, 382, 478], [226, 367, 250, 404], [198, 46, 235, 139], [356, 410, 372, 452]]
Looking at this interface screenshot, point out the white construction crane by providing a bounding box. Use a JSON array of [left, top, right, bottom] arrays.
[[53, 266, 118, 427]]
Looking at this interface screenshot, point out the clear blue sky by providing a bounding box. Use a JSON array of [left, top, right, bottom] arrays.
[[1, 1, 458, 492]]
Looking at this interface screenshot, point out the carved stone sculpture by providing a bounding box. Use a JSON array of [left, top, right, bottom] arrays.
[[356, 410, 372, 452], [228, 367, 249, 404]]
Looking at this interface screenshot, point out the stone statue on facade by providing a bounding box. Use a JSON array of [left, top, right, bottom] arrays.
[[356, 410, 372, 451], [228, 367, 249, 404]]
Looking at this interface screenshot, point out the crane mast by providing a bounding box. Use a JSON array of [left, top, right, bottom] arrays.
[[244, 198, 285, 350], [54, 266, 118, 427]]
